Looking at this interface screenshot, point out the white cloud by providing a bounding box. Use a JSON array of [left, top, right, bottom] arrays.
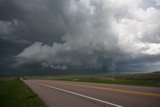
[[15, 0, 160, 71], [154, 0, 160, 6]]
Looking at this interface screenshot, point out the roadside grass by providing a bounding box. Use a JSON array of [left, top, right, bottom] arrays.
[[24, 72, 160, 87], [0, 77, 46, 107]]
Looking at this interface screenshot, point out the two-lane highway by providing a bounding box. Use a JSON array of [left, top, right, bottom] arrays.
[[24, 80, 160, 107]]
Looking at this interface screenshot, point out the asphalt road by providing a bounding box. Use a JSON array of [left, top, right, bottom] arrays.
[[24, 80, 160, 107]]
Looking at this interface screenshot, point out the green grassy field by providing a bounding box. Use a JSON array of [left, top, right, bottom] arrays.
[[0, 77, 46, 107], [25, 72, 160, 87]]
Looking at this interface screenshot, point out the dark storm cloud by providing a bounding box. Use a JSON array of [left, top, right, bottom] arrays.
[[0, 0, 160, 75], [0, 0, 68, 44], [0, 0, 69, 75]]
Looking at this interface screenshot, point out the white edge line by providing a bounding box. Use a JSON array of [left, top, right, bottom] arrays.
[[32, 81, 122, 107]]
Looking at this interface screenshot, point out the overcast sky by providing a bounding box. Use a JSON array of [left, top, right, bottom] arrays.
[[0, 0, 160, 75]]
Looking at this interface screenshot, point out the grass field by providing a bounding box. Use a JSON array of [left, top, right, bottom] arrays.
[[0, 77, 46, 107], [24, 72, 160, 87]]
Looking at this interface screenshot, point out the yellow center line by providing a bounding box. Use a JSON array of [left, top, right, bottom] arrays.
[[52, 81, 160, 97]]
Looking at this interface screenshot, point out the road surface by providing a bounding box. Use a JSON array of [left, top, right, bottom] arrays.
[[24, 80, 160, 107]]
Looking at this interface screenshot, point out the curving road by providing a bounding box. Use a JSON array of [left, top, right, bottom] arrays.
[[24, 80, 160, 107]]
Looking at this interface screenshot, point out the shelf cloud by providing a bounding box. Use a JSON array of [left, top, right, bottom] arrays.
[[0, 0, 160, 74]]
